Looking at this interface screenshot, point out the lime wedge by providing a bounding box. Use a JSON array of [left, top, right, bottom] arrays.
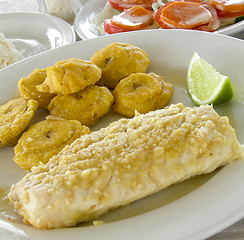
[[187, 52, 233, 106]]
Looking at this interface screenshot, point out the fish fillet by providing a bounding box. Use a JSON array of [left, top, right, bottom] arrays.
[[8, 103, 243, 229]]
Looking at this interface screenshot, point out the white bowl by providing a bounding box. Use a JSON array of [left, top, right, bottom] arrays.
[[0, 12, 76, 58]]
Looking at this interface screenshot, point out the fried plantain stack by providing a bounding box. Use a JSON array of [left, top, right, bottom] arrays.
[[0, 42, 175, 171]]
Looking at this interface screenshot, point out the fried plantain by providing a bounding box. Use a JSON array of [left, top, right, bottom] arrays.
[[18, 69, 56, 109], [91, 43, 150, 89], [48, 85, 114, 127], [113, 72, 174, 117], [14, 116, 91, 171], [0, 98, 38, 147], [37, 58, 102, 95]]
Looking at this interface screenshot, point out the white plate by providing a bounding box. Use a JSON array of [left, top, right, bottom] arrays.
[[0, 29, 244, 240], [73, 0, 244, 39], [0, 12, 76, 58]]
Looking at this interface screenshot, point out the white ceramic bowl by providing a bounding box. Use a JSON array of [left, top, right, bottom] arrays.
[[0, 12, 76, 58]]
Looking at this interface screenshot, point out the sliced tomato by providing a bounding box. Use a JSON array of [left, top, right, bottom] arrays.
[[108, 0, 153, 11], [104, 5, 153, 34], [216, 8, 244, 17], [104, 19, 129, 33], [209, 0, 244, 18], [187, 0, 221, 31], [157, 1, 212, 29], [155, 0, 220, 31], [208, 0, 244, 12]]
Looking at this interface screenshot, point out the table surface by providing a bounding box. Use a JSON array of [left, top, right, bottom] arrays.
[[1, 1, 244, 239], [207, 218, 244, 240]]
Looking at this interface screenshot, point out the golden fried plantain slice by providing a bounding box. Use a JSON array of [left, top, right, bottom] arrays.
[[18, 69, 56, 109], [0, 98, 38, 147], [14, 116, 91, 171], [37, 58, 102, 95], [91, 43, 150, 89], [48, 85, 114, 127], [113, 72, 174, 117]]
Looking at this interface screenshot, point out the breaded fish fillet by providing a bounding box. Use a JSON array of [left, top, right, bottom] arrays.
[[8, 103, 243, 229]]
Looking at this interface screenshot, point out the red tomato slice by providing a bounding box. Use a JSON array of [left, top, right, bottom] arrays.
[[104, 19, 129, 33], [155, 0, 220, 31], [186, 0, 220, 30], [111, 5, 153, 29], [104, 5, 153, 34], [216, 8, 244, 17], [209, 0, 244, 12], [158, 1, 212, 29], [109, 0, 153, 11]]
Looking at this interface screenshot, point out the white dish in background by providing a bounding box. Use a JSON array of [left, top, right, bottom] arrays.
[[0, 29, 244, 240], [0, 12, 76, 58], [73, 0, 244, 39]]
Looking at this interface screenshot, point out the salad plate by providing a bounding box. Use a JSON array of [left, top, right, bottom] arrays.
[[0, 12, 76, 58], [0, 29, 244, 240], [73, 0, 244, 39]]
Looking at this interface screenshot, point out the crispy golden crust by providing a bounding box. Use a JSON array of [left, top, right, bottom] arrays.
[[14, 116, 90, 171], [0, 98, 38, 147], [18, 69, 56, 109], [8, 104, 243, 229], [91, 43, 150, 89], [113, 72, 174, 117], [48, 85, 114, 126], [37, 59, 102, 95]]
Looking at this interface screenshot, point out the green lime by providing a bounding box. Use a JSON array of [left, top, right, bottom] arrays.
[[187, 52, 233, 106]]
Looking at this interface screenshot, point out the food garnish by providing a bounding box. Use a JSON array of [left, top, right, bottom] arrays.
[[108, 0, 153, 11], [155, 0, 220, 31], [104, 5, 154, 33], [209, 0, 244, 23], [96, 0, 244, 34], [187, 52, 233, 105]]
